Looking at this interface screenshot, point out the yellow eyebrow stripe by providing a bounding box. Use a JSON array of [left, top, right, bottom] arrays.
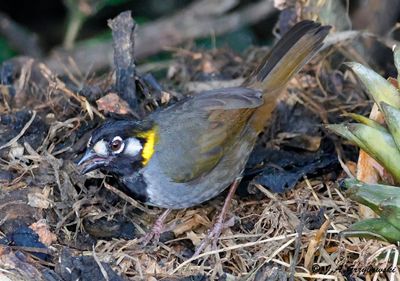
[[137, 126, 158, 165]]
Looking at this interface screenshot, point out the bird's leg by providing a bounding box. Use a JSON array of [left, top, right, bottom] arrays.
[[193, 178, 241, 257], [140, 208, 171, 245]]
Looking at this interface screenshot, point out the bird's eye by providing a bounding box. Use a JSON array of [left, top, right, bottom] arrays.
[[110, 136, 124, 153], [111, 140, 121, 150]]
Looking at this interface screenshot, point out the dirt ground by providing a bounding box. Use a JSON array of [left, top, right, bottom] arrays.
[[1, 7, 400, 281]]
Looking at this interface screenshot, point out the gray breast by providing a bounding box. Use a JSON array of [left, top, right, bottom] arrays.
[[141, 131, 256, 209]]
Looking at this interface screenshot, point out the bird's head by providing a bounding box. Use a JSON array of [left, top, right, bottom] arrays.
[[77, 120, 157, 176]]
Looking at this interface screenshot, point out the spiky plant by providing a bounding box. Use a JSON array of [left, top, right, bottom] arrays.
[[327, 47, 400, 243]]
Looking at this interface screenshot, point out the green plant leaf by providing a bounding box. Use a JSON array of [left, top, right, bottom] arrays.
[[341, 218, 400, 243], [345, 62, 400, 110], [325, 124, 369, 151], [342, 113, 386, 132], [341, 179, 400, 216], [381, 102, 400, 152], [348, 123, 400, 182], [328, 116, 400, 181]]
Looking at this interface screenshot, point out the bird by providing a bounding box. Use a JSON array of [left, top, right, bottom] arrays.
[[77, 20, 330, 254]]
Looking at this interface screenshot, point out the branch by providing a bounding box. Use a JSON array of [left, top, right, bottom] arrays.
[[108, 11, 139, 112], [0, 12, 43, 58], [45, 0, 276, 75]]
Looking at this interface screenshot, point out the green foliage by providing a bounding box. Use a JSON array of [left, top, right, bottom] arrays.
[[341, 179, 400, 243], [0, 36, 16, 63], [345, 62, 400, 110], [329, 48, 400, 243]]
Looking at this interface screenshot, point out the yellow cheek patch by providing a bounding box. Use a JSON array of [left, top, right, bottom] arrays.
[[137, 126, 158, 165]]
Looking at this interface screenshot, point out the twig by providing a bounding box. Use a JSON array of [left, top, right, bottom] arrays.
[[289, 202, 308, 281], [255, 184, 300, 227], [0, 110, 36, 151], [108, 11, 139, 112], [14, 58, 34, 107], [103, 182, 157, 215], [9, 245, 52, 255], [38, 63, 104, 120], [92, 246, 109, 281], [171, 234, 298, 274]]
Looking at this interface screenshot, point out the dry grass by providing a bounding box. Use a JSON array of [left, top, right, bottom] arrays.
[[0, 42, 399, 281], [86, 179, 399, 280]]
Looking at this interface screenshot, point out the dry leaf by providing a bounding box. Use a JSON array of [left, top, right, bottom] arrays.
[[186, 231, 202, 247], [28, 186, 52, 209], [96, 92, 133, 115], [172, 214, 210, 237], [304, 218, 330, 270], [29, 219, 57, 246]]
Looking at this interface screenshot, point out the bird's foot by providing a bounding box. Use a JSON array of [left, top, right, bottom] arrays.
[[193, 178, 241, 257], [140, 209, 171, 246], [193, 215, 235, 257]]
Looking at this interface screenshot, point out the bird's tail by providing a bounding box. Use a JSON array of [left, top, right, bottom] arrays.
[[245, 20, 330, 132]]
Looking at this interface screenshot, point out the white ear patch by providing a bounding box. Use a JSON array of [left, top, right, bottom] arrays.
[[93, 140, 108, 156], [124, 138, 142, 156]]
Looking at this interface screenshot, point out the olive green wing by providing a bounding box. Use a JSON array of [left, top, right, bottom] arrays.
[[152, 87, 262, 183]]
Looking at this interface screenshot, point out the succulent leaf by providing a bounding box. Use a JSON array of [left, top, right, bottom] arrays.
[[331, 53, 400, 244], [347, 123, 400, 182], [345, 62, 400, 110], [381, 102, 400, 152], [341, 179, 400, 216], [342, 113, 386, 132], [325, 124, 368, 151], [341, 218, 400, 243]]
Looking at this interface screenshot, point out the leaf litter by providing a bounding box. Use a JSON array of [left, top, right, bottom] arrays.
[[0, 11, 399, 281]]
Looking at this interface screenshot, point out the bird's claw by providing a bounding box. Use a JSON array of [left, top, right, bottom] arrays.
[[140, 209, 171, 246], [193, 216, 235, 257]]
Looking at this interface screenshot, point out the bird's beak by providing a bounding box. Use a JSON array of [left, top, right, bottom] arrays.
[[77, 149, 108, 174]]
